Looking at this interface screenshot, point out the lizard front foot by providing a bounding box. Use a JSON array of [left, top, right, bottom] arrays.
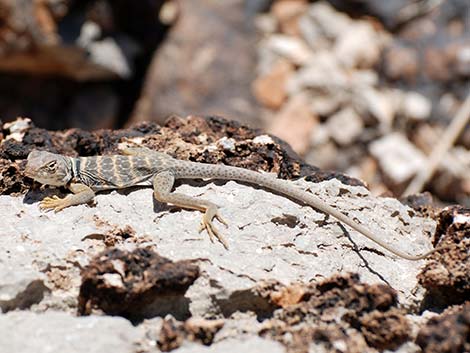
[[198, 206, 229, 249], [40, 196, 68, 212]]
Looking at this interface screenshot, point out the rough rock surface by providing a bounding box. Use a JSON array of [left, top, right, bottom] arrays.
[[417, 206, 470, 308], [0, 311, 145, 353], [259, 273, 411, 353], [78, 248, 200, 319], [1, 167, 437, 306], [416, 302, 470, 353], [129, 0, 263, 126], [1, 116, 466, 352], [0, 115, 360, 196]]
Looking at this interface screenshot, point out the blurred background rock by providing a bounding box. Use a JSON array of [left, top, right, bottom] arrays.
[[0, 0, 468, 204]]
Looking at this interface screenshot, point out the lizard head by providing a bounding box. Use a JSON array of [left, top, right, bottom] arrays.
[[25, 150, 72, 186]]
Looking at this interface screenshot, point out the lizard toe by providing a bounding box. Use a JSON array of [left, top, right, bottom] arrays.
[[199, 219, 215, 243], [200, 213, 229, 249], [215, 212, 228, 228], [40, 196, 67, 212]]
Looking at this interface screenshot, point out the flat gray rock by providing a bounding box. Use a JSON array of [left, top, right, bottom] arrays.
[[0, 177, 436, 316], [0, 311, 144, 353]]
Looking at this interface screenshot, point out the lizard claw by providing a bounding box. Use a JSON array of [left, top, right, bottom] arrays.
[[215, 213, 228, 227], [198, 207, 229, 249], [40, 196, 68, 212]]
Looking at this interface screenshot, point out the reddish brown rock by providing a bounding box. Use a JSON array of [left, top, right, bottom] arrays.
[[383, 45, 419, 81], [416, 302, 470, 353], [424, 47, 451, 81], [271, 0, 308, 36], [252, 59, 293, 110], [260, 273, 409, 353], [78, 247, 200, 319], [360, 308, 410, 350], [326, 107, 364, 146], [157, 317, 224, 352], [268, 93, 318, 155], [418, 206, 470, 308]]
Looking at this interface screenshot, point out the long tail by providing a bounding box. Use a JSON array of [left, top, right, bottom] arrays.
[[176, 161, 442, 261]]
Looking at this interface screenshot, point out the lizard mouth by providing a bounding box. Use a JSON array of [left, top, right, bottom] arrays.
[[24, 168, 35, 178], [24, 168, 45, 183]]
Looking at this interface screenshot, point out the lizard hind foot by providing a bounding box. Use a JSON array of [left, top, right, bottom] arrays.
[[198, 206, 229, 249]]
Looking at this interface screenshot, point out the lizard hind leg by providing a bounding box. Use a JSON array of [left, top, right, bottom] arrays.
[[153, 171, 229, 249]]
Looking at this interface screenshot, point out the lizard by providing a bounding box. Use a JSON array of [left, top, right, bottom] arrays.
[[24, 147, 443, 261]]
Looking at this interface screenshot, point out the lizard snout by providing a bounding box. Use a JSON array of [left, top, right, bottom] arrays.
[[24, 165, 35, 178]]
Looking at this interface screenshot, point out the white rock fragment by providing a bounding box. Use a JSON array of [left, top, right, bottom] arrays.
[[310, 123, 330, 146], [87, 37, 135, 79], [217, 137, 237, 152], [298, 14, 330, 51], [439, 146, 470, 178], [369, 133, 426, 184], [304, 141, 339, 170], [456, 44, 470, 76], [350, 69, 379, 86], [77, 21, 101, 47], [102, 273, 125, 288], [255, 14, 278, 35], [327, 107, 364, 146], [119, 137, 145, 148], [78, 21, 140, 79], [355, 87, 395, 130], [3, 117, 33, 142], [256, 44, 283, 76], [399, 91, 432, 121], [304, 1, 351, 39], [454, 213, 470, 224], [334, 22, 385, 68], [252, 134, 275, 145], [310, 94, 342, 116], [262, 34, 313, 65], [286, 52, 347, 93]]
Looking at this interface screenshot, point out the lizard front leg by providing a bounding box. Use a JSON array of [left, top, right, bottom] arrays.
[[153, 171, 228, 248], [40, 182, 95, 212]]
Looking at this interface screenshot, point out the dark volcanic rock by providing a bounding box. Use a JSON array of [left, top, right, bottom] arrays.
[[78, 247, 200, 320], [416, 302, 470, 353], [418, 206, 470, 309]]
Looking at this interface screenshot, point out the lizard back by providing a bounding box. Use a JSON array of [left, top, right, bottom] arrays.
[[73, 155, 159, 190]]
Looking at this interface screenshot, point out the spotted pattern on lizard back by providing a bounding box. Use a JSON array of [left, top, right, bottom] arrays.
[[74, 155, 167, 190]]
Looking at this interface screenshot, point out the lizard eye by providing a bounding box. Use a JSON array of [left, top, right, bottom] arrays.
[[46, 161, 57, 171]]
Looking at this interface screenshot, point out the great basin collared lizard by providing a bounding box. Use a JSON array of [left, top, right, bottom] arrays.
[[24, 147, 442, 260]]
